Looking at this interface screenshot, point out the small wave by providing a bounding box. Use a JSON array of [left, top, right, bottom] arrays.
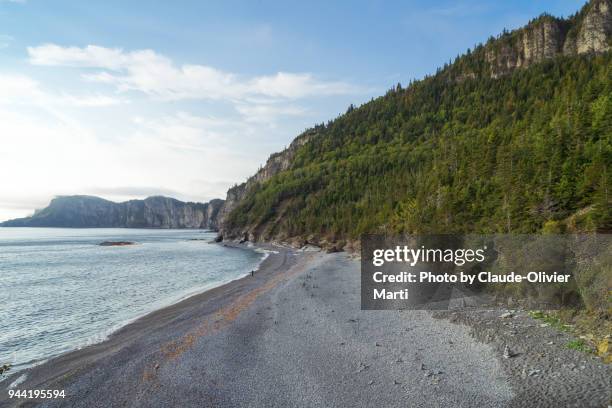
[[3, 237, 274, 379], [74, 246, 274, 351], [252, 248, 278, 271], [8, 374, 27, 388]]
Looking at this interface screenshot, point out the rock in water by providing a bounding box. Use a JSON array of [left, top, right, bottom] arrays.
[[99, 241, 135, 246], [0, 364, 11, 375]]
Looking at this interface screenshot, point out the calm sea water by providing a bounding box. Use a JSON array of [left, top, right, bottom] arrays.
[[0, 228, 264, 377]]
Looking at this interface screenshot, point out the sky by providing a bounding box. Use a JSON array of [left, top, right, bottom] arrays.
[[0, 0, 586, 221]]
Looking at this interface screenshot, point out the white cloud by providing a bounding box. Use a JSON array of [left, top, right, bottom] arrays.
[[236, 103, 307, 125], [0, 43, 365, 220], [58, 93, 126, 107], [27, 44, 361, 102], [0, 74, 43, 103], [0, 72, 298, 221], [28, 44, 127, 69], [130, 112, 237, 152], [86, 186, 181, 198], [247, 72, 355, 99], [0, 73, 126, 107], [0, 105, 263, 221]]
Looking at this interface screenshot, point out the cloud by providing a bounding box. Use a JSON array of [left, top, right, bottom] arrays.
[[28, 44, 141, 70], [247, 72, 356, 99], [1, 43, 364, 220], [134, 112, 225, 143], [0, 73, 126, 107], [58, 93, 126, 107], [0, 74, 42, 103], [27, 44, 362, 102], [236, 103, 307, 125], [0, 104, 265, 221], [85, 186, 182, 199]]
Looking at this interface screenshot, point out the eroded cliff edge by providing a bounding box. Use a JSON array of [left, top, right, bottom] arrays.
[[482, 0, 611, 78]]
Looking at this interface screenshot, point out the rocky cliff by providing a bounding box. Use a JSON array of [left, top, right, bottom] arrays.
[[481, 0, 611, 78], [0, 195, 224, 229], [215, 129, 316, 236]]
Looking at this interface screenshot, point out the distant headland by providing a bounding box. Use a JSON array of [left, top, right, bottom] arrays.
[[0, 195, 224, 229]]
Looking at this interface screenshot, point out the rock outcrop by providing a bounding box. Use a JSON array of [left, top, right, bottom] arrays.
[[484, 0, 611, 78], [0, 195, 224, 229], [216, 129, 316, 231], [570, 0, 612, 54]]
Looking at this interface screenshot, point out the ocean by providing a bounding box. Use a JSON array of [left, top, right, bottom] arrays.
[[0, 228, 264, 379]]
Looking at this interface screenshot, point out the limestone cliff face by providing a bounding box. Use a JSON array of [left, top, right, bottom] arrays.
[[570, 0, 612, 53], [485, 17, 563, 79], [216, 130, 315, 237], [485, 0, 611, 78], [205, 199, 224, 230], [1, 195, 224, 229]]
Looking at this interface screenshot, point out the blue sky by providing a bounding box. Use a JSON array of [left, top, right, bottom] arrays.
[[0, 0, 586, 221]]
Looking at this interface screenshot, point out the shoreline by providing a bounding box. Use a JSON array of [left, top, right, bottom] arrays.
[[1, 246, 609, 407], [0, 242, 297, 403], [1, 240, 269, 381]]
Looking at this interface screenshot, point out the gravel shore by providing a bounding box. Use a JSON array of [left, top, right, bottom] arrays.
[[1, 246, 608, 407]]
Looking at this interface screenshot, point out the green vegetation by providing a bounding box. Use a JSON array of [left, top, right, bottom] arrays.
[[0, 363, 11, 377], [528, 311, 572, 332], [529, 308, 612, 362], [223, 2, 610, 316], [226, 52, 611, 239], [566, 339, 593, 353]]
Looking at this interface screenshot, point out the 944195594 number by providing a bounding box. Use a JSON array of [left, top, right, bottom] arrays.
[[8, 389, 65, 399]]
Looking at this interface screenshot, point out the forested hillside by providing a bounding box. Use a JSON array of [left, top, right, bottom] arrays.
[[220, 0, 611, 248]]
